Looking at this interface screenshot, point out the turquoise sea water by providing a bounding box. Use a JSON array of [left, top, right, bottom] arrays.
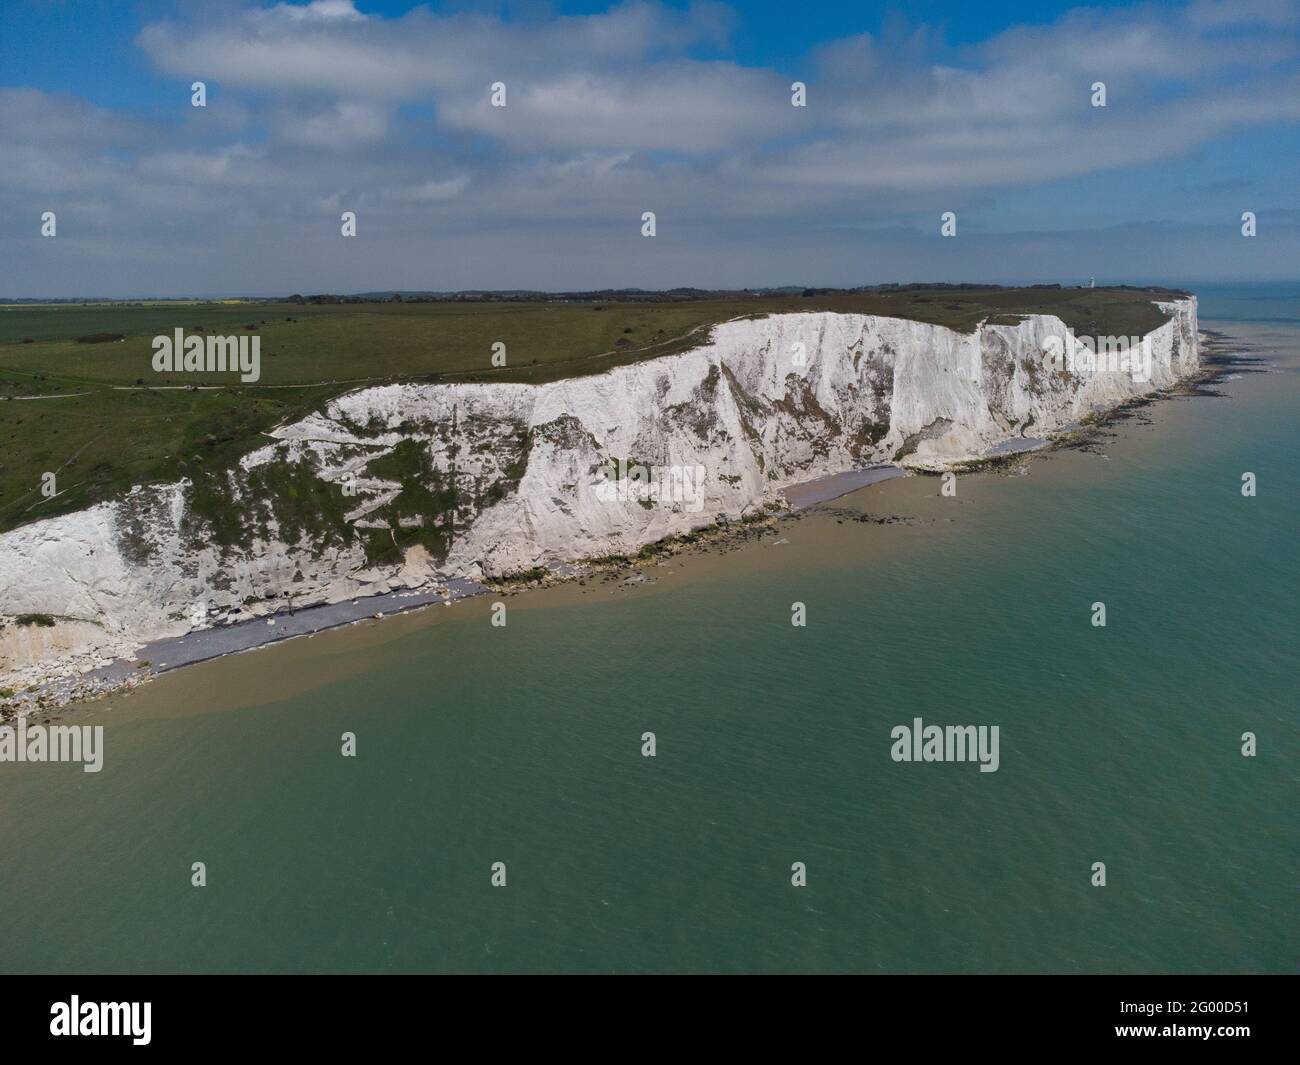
[[1, 290, 1295, 973]]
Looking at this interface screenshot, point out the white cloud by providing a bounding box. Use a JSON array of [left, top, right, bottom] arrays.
[[142, 144, 267, 185], [267, 0, 368, 22], [127, 0, 1300, 177], [2, 1, 1298, 294], [273, 101, 388, 148]]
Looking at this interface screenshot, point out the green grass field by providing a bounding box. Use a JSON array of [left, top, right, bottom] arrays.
[[0, 287, 1181, 533]]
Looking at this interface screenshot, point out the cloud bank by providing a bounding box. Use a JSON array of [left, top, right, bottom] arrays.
[[3, 0, 1298, 295]]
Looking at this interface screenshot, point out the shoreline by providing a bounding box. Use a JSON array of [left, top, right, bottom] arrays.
[[89, 576, 488, 683], [1, 323, 1251, 721], [779, 464, 908, 508]]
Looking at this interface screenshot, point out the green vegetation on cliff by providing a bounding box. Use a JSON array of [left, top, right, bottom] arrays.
[[0, 286, 1182, 534]]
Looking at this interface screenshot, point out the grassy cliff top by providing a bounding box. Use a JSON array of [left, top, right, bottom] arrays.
[[0, 285, 1186, 533]]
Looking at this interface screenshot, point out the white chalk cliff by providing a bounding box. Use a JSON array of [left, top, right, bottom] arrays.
[[0, 299, 1198, 683]]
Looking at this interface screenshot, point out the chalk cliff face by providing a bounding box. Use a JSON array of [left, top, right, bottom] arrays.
[[0, 299, 1198, 680]]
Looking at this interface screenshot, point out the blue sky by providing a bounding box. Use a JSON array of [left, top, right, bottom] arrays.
[[2, 0, 1297, 296]]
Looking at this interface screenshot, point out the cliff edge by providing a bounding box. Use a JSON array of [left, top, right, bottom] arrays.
[[0, 297, 1199, 688]]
